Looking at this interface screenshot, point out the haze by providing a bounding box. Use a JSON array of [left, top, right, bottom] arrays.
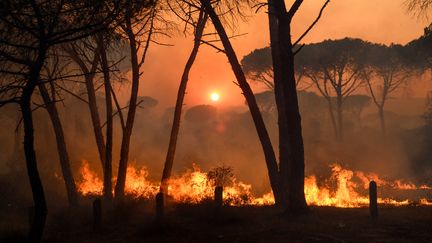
[[141, 0, 427, 109]]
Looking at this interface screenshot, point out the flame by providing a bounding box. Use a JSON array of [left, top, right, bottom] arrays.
[[77, 160, 103, 196], [76, 161, 431, 207]]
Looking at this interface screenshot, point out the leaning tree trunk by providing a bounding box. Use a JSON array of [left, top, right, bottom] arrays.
[[115, 16, 141, 199], [201, 0, 283, 205], [38, 83, 79, 206], [96, 33, 114, 201], [22, 48, 48, 242], [160, 11, 208, 194], [272, 0, 308, 214]]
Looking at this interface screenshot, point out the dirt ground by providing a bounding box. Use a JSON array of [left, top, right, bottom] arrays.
[[1, 200, 431, 242]]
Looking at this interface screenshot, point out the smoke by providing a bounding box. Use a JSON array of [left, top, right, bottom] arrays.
[[1, 0, 431, 206]]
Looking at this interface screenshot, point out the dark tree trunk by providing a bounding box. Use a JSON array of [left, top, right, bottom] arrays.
[[22, 49, 47, 242], [96, 34, 113, 201], [268, 0, 289, 205], [84, 72, 106, 169], [67, 48, 106, 169], [201, 0, 282, 205], [115, 16, 140, 199], [38, 83, 79, 206], [160, 12, 208, 193], [272, 0, 308, 214]]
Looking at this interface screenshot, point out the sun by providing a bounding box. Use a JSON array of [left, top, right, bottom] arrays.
[[210, 92, 220, 102]]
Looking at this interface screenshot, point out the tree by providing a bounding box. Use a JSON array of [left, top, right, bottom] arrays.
[[268, 0, 330, 213], [96, 33, 115, 201], [363, 44, 412, 134], [114, 1, 157, 199], [198, 0, 330, 212], [38, 53, 79, 206], [160, 7, 208, 193], [407, 0, 432, 17], [241, 47, 308, 90], [64, 41, 105, 170], [0, 0, 124, 241], [297, 38, 367, 141], [199, 0, 283, 204]]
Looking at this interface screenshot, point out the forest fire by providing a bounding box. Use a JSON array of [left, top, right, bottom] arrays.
[[77, 161, 431, 208]]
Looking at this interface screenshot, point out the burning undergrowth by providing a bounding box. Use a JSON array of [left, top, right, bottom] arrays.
[[77, 161, 432, 208]]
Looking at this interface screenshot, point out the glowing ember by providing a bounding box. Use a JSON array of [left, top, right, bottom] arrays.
[[77, 161, 431, 207]]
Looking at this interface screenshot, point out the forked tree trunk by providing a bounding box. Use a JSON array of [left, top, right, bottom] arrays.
[[96, 34, 114, 201], [160, 11, 208, 193], [38, 83, 79, 206], [67, 47, 106, 169], [201, 0, 283, 205], [272, 0, 308, 214], [22, 48, 48, 242]]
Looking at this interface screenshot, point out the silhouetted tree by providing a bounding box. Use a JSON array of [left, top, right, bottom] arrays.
[[241, 47, 308, 90], [297, 38, 367, 141], [268, 0, 330, 213], [161, 7, 208, 193], [407, 0, 432, 17], [0, 0, 125, 241], [115, 1, 157, 199], [64, 41, 106, 169], [38, 53, 79, 206], [363, 44, 412, 134], [199, 0, 284, 204]]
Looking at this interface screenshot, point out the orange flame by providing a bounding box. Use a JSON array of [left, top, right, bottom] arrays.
[[76, 161, 431, 207]]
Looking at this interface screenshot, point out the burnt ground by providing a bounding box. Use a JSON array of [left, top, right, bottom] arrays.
[[1, 200, 431, 243]]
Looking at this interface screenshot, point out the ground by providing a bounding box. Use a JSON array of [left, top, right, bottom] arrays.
[[1, 199, 431, 242]]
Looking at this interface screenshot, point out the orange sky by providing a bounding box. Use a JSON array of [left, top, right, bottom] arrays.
[[139, 0, 428, 109]]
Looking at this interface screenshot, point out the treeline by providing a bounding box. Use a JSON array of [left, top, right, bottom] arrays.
[[242, 33, 432, 140]]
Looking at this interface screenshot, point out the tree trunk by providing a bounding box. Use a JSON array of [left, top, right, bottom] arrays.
[[38, 83, 79, 206], [201, 0, 282, 205], [96, 34, 113, 201], [378, 106, 386, 135], [84, 73, 106, 170], [272, 0, 308, 214], [67, 47, 106, 169], [160, 12, 208, 193], [22, 49, 47, 242], [115, 16, 140, 199], [327, 99, 339, 139], [267, 0, 289, 205], [336, 95, 344, 141]]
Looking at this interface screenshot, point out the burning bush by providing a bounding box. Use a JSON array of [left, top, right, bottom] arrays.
[[206, 165, 234, 187]]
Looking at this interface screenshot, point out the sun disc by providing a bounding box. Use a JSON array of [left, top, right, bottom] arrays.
[[210, 92, 220, 102]]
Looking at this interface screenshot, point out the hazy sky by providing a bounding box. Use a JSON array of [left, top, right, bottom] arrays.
[[137, 0, 428, 109]]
